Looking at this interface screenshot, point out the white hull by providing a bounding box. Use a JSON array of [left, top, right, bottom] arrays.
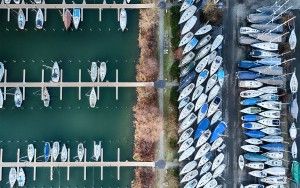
[[9, 168, 17, 188], [289, 123, 297, 140], [211, 35, 224, 51], [195, 55, 209, 73], [196, 129, 211, 148], [179, 32, 194, 47], [120, 8, 127, 31], [207, 96, 221, 117], [35, 9, 44, 29], [240, 27, 260, 35], [180, 52, 195, 67], [241, 145, 260, 152], [0, 62, 4, 81], [52, 142, 60, 162], [200, 161, 212, 175], [178, 138, 194, 153], [289, 28, 297, 50], [89, 88, 97, 108], [179, 102, 194, 121], [239, 80, 263, 88], [0, 89, 3, 108], [196, 69, 209, 87], [246, 162, 264, 170], [292, 141, 297, 159], [14, 87, 23, 108], [194, 143, 211, 160], [17, 168, 25, 187], [263, 167, 286, 176], [196, 34, 211, 49], [195, 44, 211, 61], [77, 143, 84, 162], [261, 135, 283, 143], [238, 155, 244, 170], [178, 97, 190, 110], [180, 160, 197, 175], [210, 56, 222, 76], [179, 5, 197, 24], [194, 93, 207, 112], [73, 8, 81, 30], [251, 42, 279, 51], [245, 138, 263, 145], [213, 164, 226, 178], [259, 110, 280, 118], [212, 153, 224, 171], [290, 71, 298, 94], [90, 62, 98, 82], [205, 74, 218, 93], [179, 146, 195, 162], [27, 144, 34, 162], [180, 170, 198, 183], [178, 83, 195, 101], [178, 127, 193, 144], [211, 110, 222, 125], [42, 87, 50, 107], [18, 9, 26, 30], [210, 137, 223, 151], [191, 85, 204, 102], [240, 90, 264, 98], [61, 144, 68, 162], [248, 170, 267, 178], [197, 172, 212, 187], [195, 24, 212, 35], [51, 62, 60, 83], [181, 16, 197, 35], [179, 113, 197, 133], [93, 141, 101, 161], [207, 84, 220, 103]]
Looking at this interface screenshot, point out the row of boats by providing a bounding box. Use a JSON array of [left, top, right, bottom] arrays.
[[237, 3, 298, 188], [177, 0, 227, 187], [16, 7, 127, 31], [8, 141, 102, 187], [0, 61, 107, 109]]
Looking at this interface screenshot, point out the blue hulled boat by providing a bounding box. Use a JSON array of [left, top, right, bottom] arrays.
[[209, 121, 227, 143], [194, 118, 210, 139], [241, 114, 263, 122], [237, 71, 261, 80], [244, 153, 269, 162], [44, 142, 51, 162], [238, 60, 262, 69], [178, 71, 197, 91], [240, 98, 262, 106], [244, 130, 265, 138], [261, 143, 285, 152]]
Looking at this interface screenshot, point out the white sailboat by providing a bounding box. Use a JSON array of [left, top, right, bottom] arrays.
[[251, 42, 279, 51], [211, 35, 223, 51], [35, 9, 44, 29], [179, 102, 194, 121], [61, 144, 68, 162], [212, 164, 226, 178], [178, 96, 190, 110], [181, 16, 197, 35], [248, 170, 267, 178], [212, 153, 224, 171], [205, 74, 218, 93], [52, 141, 60, 161], [184, 179, 198, 188], [240, 27, 260, 35], [0, 62, 4, 81], [257, 101, 281, 110], [9, 168, 17, 188], [17, 168, 25, 187], [196, 35, 211, 49], [238, 155, 244, 170], [77, 143, 84, 162], [289, 28, 297, 50], [238, 80, 263, 88], [240, 90, 264, 98], [197, 172, 212, 187], [241, 145, 260, 152], [4, 0, 11, 4], [261, 135, 283, 143], [207, 84, 220, 103], [195, 24, 212, 35], [93, 141, 101, 161], [203, 179, 217, 188], [180, 160, 197, 175], [99, 62, 107, 82], [211, 110, 222, 125], [178, 113, 197, 133], [178, 83, 195, 101], [180, 170, 198, 183], [179, 146, 195, 162], [178, 138, 194, 153], [244, 138, 263, 145], [262, 167, 286, 176], [290, 70, 298, 94], [200, 161, 212, 176], [14, 0, 21, 3], [14, 87, 23, 108], [18, 9, 26, 30], [210, 137, 223, 151], [0, 88, 3, 108], [259, 110, 280, 119], [179, 32, 194, 47], [73, 8, 81, 30], [292, 141, 297, 159], [194, 143, 211, 160], [51, 62, 60, 83], [289, 123, 297, 140], [195, 55, 209, 73], [191, 85, 203, 102], [195, 44, 212, 61], [119, 8, 127, 31], [42, 87, 50, 107], [207, 96, 221, 117], [210, 56, 222, 76], [180, 52, 195, 67], [194, 93, 207, 112], [178, 127, 193, 144], [179, 5, 197, 24], [89, 87, 97, 108], [245, 162, 264, 170], [27, 144, 34, 162], [196, 129, 211, 148], [90, 62, 98, 82]]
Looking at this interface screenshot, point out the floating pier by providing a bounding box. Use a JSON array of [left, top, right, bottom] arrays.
[[0, 148, 156, 181]]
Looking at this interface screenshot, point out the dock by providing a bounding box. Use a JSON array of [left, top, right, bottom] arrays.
[[0, 148, 156, 181]]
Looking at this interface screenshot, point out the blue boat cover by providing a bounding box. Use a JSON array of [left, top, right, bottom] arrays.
[[242, 114, 261, 122], [194, 118, 210, 139], [178, 71, 196, 91], [240, 98, 262, 106], [261, 143, 285, 152], [244, 130, 265, 138], [209, 121, 227, 143], [244, 153, 269, 162]]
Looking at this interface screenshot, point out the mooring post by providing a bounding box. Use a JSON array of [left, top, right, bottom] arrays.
[[4, 70, 7, 100], [60, 69, 63, 100], [67, 148, 70, 181], [84, 148, 87, 180], [0, 149, 2, 181], [117, 148, 120, 180], [115, 69, 119, 100], [79, 69, 81, 100], [23, 69, 26, 100], [7, 8, 10, 22], [100, 148, 103, 180], [97, 69, 100, 100], [33, 148, 36, 181]]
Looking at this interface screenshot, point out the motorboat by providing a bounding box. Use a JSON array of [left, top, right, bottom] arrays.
[[194, 142, 211, 160], [178, 83, 195, 101], [14, 87, 22, 108], [51, 62, 60, 83], [260, 127, 281, 135], [179, 32, 194, 47], [178, 138, 194, 153], [181, 16, 197, 35], [291, 97, 298, 121], [89, 87, 97, 108], [211, 110, 222, 125], [178, 113, 197, 133], [44, 142, 51, 162], [197, 103, 208, 124], [251, 42, 279, 51], [181, 170, 198, 183], [179, 102, 194, 121], [191, 85, 204, 101], [250, 66, 283, 76], [93, 141, 101, 161], [194, 118, 210, 139], [240, 27, 260, 34], [240, 107, 262, 114], [217, 68, 225, 87], [289, 28, 297, 50], [205, 74, 218, 93], [261, 143, 284, 152], [178, 96, 190, 110], [63, 9, 72, 30], [180, 160, 197, 175], [244, 138, 263, 145], [183, 37, 198, 54], [260, 176, 287, 185], [120, 8, 127, 31], [250, 49, 279, 59], [197, 172, 212, 187], [195, 24, 212, 35], [178, 127, 193, 144], [0, 62, 3, 81], [197, 152, 212, 168], [180, 52, 195, 67], [211, 35, 223, 51], [246, 162, 264, 170], [240, 90, 264, 98], [207, 84, 220, 103], [179, 5, 197, 24], [289, 123, 297, 140], [258, 118, 280, 127], [241, 114, 263, 122], [42, 87, 50, 107], [265, 159, 282, 167], [241, 145, 260, 152], [73, 8, 81, 30], [90, 62, 98, 82], [248, 170, 267, 178], [238, 80, 263, 88], [242, 122, 265, 130], [212, 164, 226, 178], [244, 153, 268, 162], [244, 130, 265, 138], [9, 168, 17, 188], [237, 71, 261, 80], [195, 129, 211, 148], [261, 135, 283, 143], [17, 168, 25, 187], [207, 96, 221, 117], [195, 44, 212, 61], [203, 179, 217, 188], [263, 167, 286, 176], [61, 144, 68, 162], [196, 35, 211, 50], [0, 89, 3, 108], [194, 93, 207, 112], [290, 70, 298, 94], [212, 153, 224, 171], [259, 110, 280, 119], [196, 69, 209, 87], [18, 9, 25, 30], [179, 146, 195, 162], [184, 179, 198, 188], [195, 55, 209, 73], [263, 152, 283, 159], [52, 141, 60, 161], [257, 101, 281, 111], [27, 144, 34, 162], [209, 121, 227, 143], [240, 98, 263, 106], [77, 143, 84, 162], [292, 141, 297, 159], [200, 161, 212, 176], [35, 9, 44, 29], [238, 155, 245, 170]]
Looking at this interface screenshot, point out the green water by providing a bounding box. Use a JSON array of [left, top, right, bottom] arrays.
[[0, 0, 139, 187]]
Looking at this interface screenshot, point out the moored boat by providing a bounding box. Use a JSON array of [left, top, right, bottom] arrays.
[[210, 136, 223, 151], [35, 9, 44, 29], [73, 8, 81, 30], [18, 9, 25, 30], [180, 160, 197, 175], [61, 144, 68, 162], [205, 74, 218, 93], [77, 143, 84, 162], [210, 110, 222, 125], [178, 138, 194, 153], [181, 16, 197, 35], [289, 123, 297, 140], [238, 155, 244, 170], [180, 170, 198, 183], [42, 87, 50, 107], [178, 83, 195, 101], [245, 162, 264, 170], [196, 34, 211, 50], [191, 85, 204, 101], [14, 87, 22, 108], [194, 142, 211, 160], [178, 113, 197, 133], [211, 35, 223, 51], [196, 69, 209, 87], [195, 24, 212, 35], [178, 96, 190, 110], [289, 28, 297, 50], [178, 127, 193, 144], [44, 142, 51, 162], [212, 152, 224, 171], [17, 168, 25, 187], [195, 44, 212, 61], [179, 32, 194, 47], [27, 144, 34, 162], [197, 103, 208, 124], [290, 70, 298, 94], [52, 141, 60, 161], [196, 129, 211, 148], [90, 62, 98, 82], [251, 42, 279, 51], [200, 161, 212, 176], [292, 141, 297, 159], [241, 122, 265, 130], [194, 93, 207, 112], [179, 5, 197, 24], [239, 80, 263, 89], [210, 56, 222, 76], [89, 87, 97, 108], [179, 102, 194, 121], [183, 37, 198, 55], [244, 138, 263, 145], [51, 62, 60, 83], [179, 146, 195, 162], [207, 96, 221, 117], [9, 168, 17, 188], [207, 84, 220, 103], [63, 9, 72, 30]]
